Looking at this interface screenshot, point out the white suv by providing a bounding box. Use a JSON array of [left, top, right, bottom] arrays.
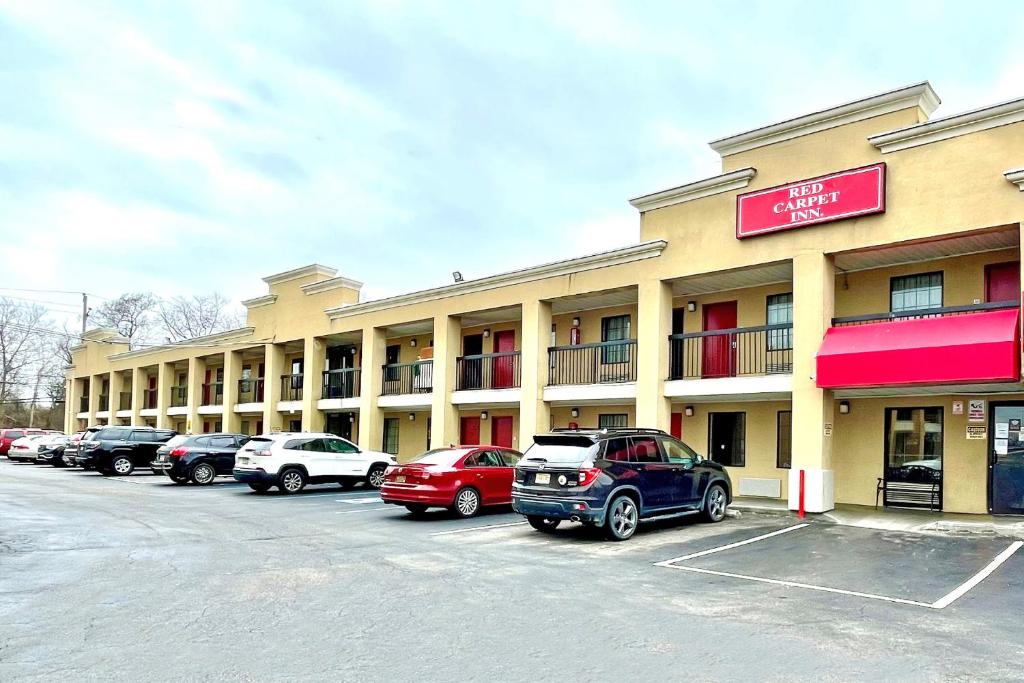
[[232, 433, 397, 494]]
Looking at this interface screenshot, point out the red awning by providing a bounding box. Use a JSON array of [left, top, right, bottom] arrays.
[[816, 308, 1021, 389]]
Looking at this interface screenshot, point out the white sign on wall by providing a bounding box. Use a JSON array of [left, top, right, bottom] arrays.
[[968, 400, 986, 423], [952, 400, 964, 416]]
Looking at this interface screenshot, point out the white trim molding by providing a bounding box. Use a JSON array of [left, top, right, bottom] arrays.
[[630, 168, 756, 212], [167, 406, 187, 417], [276, 400, 303, 413], [233, 402, 265, 414], [326, 241, 667, 319], [301, 276, 364, 296], [262, 264, 337, 286], [139, 408, 159, 417], [378, 394, 433, 410], [241, 294, 278, 309], [664, 374, 792, 401], [114, 409, 131, 418], [108, 327, 257, 361], [1005, 167, 1024, 191], [198, 405, 223, 415], [451, 388, 522, 406], [316, 398, 361, 412], [710, 82, 940, 158], [542, 382, 636, 405], [869, 97, 1024, 153]]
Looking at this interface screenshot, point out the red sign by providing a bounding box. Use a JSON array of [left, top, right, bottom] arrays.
[[736, 163, 885, 239]]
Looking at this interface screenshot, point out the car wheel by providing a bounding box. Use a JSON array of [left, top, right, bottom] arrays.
[[366, 464, 387, 490], [703, 484, 727, 523], [109, 456, 134, 476], [278, 468, 306, 494], [527, 516, 561, 533], [190, 463, 217, 485], [405, 504, 428, 516], [451, 487, 481, 518], [604, 494, 639, 541], [248, 483, 270, 493]]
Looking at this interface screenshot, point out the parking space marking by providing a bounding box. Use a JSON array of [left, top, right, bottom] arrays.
[[338, 497, 384, 505], [430, 520, 528, 536], [931, 540, 1023, 609], [334, 507, 392, 514], [653, 523, 809, 566]]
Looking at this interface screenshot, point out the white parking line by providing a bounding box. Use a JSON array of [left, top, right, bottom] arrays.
[[430, 521, 528, 537], [653, 523, 809, 566], [333, 507, 391, 515], [931, 540, 1023, 609], [338, 497, 384, 505]]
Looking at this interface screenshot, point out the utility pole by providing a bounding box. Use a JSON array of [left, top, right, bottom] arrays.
[[81, 292, 88, 334]]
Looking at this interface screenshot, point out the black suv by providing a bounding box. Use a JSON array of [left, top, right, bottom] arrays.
[[77, 426, 177, 475], [512, 428, 732, 541], [150, 433, 250, 485]]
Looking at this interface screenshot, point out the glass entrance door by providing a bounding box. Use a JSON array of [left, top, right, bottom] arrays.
[[883, 407, 943, 509], [991, 404, 1024, 515]]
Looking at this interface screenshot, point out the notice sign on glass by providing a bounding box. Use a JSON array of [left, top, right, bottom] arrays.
[[736, 163, 886, 239]]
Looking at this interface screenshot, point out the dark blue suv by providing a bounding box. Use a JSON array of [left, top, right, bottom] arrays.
[[512, 428, 731, 541]]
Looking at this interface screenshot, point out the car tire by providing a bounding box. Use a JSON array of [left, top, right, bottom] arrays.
[[703, 484, 727, 523], [278, 468, 307, 494], [604, 494, 639, 541], [248, 483, 270, 493], [366, 464, 387, 490], [405, 504, 428, 516], [190, 463, 217, 485], [451, 487, 481, 518], [526, 516, 561, 533], [110, 455, 134, 476]]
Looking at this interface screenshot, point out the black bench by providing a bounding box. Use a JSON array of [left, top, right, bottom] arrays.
[[876, 478, 941, 511]]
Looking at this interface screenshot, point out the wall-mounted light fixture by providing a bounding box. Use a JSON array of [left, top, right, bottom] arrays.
[[409, 339, 417, 347], [570, 407, 580, 419], [571, 317, 581, 327], [452, 271, 463, 283], [684, 405, 694, 417], [687, 301, 697, 313], [480, 411, 489, 421], [839, 400, 851, 415], [408, 412, 416, 421], [347, 413, 355, 423], [482, 329, 491, 338]]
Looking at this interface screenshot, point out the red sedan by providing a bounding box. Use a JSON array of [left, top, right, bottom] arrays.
[[381, 446, 522, 517]]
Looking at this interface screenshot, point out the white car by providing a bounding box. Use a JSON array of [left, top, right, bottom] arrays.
[[232, 432, 397, 494], [7, 434, 52, 462]]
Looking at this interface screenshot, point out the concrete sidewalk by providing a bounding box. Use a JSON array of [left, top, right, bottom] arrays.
[[731, 497, 1024, 539]]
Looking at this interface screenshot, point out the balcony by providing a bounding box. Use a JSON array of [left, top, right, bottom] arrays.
[[118, 392, 131, 411], [170, 386, 188, 408], [98, 394, 109, 412], [322, 368, 360, 399], [668, 324, 793, 379], [202, 381, 224, 406], [547, 340, 637, 386], [143, 388, 157, 410], [456, 352, 521, 390], [281, 374, 303, 402], [79, 396, 89, 413], [237, 378, 265, 404], [381, 361, 433, 396]]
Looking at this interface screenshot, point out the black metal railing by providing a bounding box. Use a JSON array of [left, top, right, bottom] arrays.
[[381, 361, 433, 395], [119, 392, 132, 410], [201, 381, 224, 406], [668, 324, 794, 379], [170, 386, 188, 408], [281, 374, 303, 401], [547, 340, 637, 386], [79, 396, 89, 412], [238, 378, 265, 403], [143, 388, 157, 410], [456, 352, 521, 390], [98, 394, 109, 411], [322, 368, 361, 399], [832, 300, 1018, 327]]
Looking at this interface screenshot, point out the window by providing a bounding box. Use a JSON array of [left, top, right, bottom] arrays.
[[194, 436, 212, 447], [630, 436, 664, 463], [466, 451, 503, 467], [891, 272, 943, 313], [210, 436, 236, 449], [777, 411, 792, 469], [884, 407, 943, 484], [603, 437, 631, 461], [324, 438, 359, 454], [383, 418, 399, 455], [426, 417, 432, 450], [598, 414, 628, 429], [660, 437, 699, 464], [128, 430, 155, 442], [283, 438, 312, 450], [600, 314, 631, 364], [499, 450, 521, 467], [241, 420, 250, 435], [766, 293, 793, 351]]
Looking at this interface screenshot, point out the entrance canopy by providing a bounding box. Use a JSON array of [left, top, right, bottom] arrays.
[[817, 308, 1021, 389]]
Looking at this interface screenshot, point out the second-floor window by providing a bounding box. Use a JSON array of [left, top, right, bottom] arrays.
[[601, 314, 631, 364], [891, 272, 943, 313], [766, 293, 793, 351]]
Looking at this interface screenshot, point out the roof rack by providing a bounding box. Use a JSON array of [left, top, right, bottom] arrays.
[[549, 427, 668, 436]]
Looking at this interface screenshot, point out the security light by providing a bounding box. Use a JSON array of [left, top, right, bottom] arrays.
[[453, 271, 463, 283]]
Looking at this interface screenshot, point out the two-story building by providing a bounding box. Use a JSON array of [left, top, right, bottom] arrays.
[[66, 82, 1024, 516]]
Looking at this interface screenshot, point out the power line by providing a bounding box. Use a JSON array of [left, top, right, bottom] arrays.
[[0, 287, 109, 299], [0, 294, 82, 312]]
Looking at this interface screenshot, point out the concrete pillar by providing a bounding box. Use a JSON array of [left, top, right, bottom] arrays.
[[788, 251, 836, 513], [186, 356, 206, 434], [87, 374, 100, 426], [155, 361, 175, 429], [430, 315, 461, 448], [222, 350, 242, 433], [108, 370, 124, 424], [65, 378, 77, 432], [358, 327, 386, 451], [519, 299, 552, 449], [301, 336, 327, 432], [130, 367, 145, 426], [636, 279, 673, 430], [262, 343, 286, 432]]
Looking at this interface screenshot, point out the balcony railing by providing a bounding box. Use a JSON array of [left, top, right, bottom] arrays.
[[281, 374, 303, 401], [143, 388, 157, 410], [79, 396, 89, 413], [547, 340, 637, 386], [668, 324, 793, 380], [119, 392, 131, 411], [98, 394, 109, 411], [832, 300, 1019, 326], [456, 352, 521, 390], [170, 386, 188, 408], [322, 368, 361, 399], [381, 361, 433, 395], [238, 378, 265, 404], [202, 381, 224, 406]]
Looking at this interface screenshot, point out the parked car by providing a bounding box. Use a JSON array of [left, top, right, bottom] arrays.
[[36, 434, 73, 467], [381, 446, 522, 517], [511, 427, 732, 541], [151, 433, 250, 485], [76, 426, 176, 475], [1, 428, 45, 456], [7, 434, 51, 462], [233, 433, 397, 494], [63, 427, 102, 467]]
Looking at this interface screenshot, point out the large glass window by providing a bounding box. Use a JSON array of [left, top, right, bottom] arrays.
[[884, 407, 943, 484], [891, 272, 943, 313], [598, 414, 628, 429], [766, 293, 793, 351], [600, 314, 631, 364], [776, 411, 792, 469], [383, 418, 399, 455]]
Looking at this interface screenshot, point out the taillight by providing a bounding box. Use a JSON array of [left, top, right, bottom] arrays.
[[169, 447, 187, 458], [577, 468, 601, 487], [254, 449, 273, 456]]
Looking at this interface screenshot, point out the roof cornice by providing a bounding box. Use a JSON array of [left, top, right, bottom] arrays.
[[869, 97, 1024, 153], [325, 241, 668, 319], [629, 168, 756, 212], [1006, 167, 1024, 191], [241, 294, 277, 309], [107, 327, 257, 361], [261, 264, 337, 286], [710, 82, 940, 158], [301, 276, 365, 296]]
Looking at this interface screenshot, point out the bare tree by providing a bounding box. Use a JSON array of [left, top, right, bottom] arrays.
[[157, 293, 244, 342], [0, 298, 49, 407], [92, 292, 158, 349]]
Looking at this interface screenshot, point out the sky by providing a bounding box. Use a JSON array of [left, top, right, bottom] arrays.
[[0, 0, 1021, 326]]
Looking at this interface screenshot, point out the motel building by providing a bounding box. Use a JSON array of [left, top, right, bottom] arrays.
[[66, 82, 1024, 516]]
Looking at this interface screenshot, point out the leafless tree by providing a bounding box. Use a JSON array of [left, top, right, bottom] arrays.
[[92, 292, 158, 349], [0, 298, 49, 407], [157, 293, 245, 342]]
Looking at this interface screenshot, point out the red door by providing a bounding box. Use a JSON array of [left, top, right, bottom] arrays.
[[491, 416, 513, 447], [670, 412, 683, 439], [460, 416, 481, 445], [465, 449, 513, 505], [203, 369, 211, 405], [701, 301, 737, 378], [985, 262, 1020, 303], [147, 376, 157, 409], [491, 330, 516, 388]]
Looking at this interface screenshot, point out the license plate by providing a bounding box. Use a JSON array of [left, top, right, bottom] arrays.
[[535, 473, 550, 485], [396, 475, 406, 483]]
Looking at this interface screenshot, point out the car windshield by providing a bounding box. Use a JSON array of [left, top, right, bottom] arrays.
[[411, 448, 473, 466], [519, 440, 600, 466]]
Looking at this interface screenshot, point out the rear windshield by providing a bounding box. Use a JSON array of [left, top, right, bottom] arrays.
[[95, 428, 131, 440], [164, 435, 189, 448], [519, 441, 600, 467], [241, 437, 272, 450], [411, 448, 473, 466], [5, 430, 25, 439]]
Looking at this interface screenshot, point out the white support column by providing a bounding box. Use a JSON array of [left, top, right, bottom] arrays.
[[155, 362, 175, 430], [130, 368, 145, 426], [186, 356, 206, 434], [222, 350, 242, 433], [301, 337, 327, 432], [263, 343, 286, 432], [358, 327, 386, 451], [519, 299, 552, 449], [430, 315, 461, 449], [635, 279, 673, 430]]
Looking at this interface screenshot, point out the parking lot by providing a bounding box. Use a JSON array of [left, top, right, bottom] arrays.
[[2, 461, 1023, 682]]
